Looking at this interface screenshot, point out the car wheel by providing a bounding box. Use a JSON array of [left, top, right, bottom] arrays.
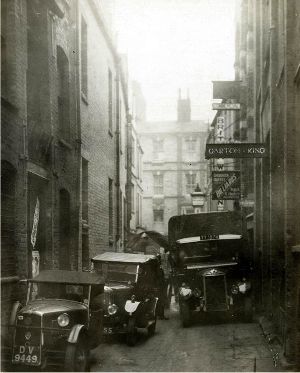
[[64, 339, 90, 372], [243, 297, 253, 323], [148, 316, 157, 337], [126, 318, 138, 346], [180, 302, 191, 327]]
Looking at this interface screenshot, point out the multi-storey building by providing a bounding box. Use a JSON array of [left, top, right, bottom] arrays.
[[128, 81, 145, 233], [235, 0, 300, 367], [139, 93, 208, 235], [1, 0, 132, 336]]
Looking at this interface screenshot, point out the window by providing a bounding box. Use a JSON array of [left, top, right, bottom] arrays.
[[109, 178, 113, 241], [153, 138, 164, 160], [153, 138, 164, 152], [131, 136, 135, 166], [57, 46, 70, 140], [81, 16, 87, 97], [181, 206, 194, 215], [153, 173, 163, 195], [185, 173, 196, 194], [108, 69, 113, 133], [131, 184, 135, 212], [185, 138, 196, 152], [153, 209, 164, 223], [1, 1, 7, 98], [82, 158, 89, 270]]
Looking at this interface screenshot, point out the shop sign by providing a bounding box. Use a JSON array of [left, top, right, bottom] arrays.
[[212, 102, 241, 110], [31, 197, 40, 248], [212, 171, 240, 200], [212, 81, 241, 100], [205, 143, 268, 158]]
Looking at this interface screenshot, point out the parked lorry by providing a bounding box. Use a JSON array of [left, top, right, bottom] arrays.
[[168, 211, 253, 326]]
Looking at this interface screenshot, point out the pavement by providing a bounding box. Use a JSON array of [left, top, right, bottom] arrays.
[[258, 315, 297, 372]]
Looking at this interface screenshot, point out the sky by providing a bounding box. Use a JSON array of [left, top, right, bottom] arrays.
[[112, 0, 236, 122]]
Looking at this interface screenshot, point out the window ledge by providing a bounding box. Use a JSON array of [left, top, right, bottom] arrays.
[[58, 138, 72, 150], [81, 92, 88, 105], [1, 276, 20, 284]]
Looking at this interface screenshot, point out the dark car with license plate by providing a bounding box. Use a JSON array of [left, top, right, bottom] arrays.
[[91, 252, 160, 346], [5, 270, 104, 372], [169, 212, 253, 327]]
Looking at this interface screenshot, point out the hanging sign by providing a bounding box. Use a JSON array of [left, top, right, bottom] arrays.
[[31, 197, 40, 248], [212, 171, 241, 200], [205, 143, 268, 158], [212, 103, 241, 110], [212, 81, 241, 100]]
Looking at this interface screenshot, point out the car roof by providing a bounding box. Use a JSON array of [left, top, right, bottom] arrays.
[[29, 270, 104, 285], [92, 252, 157, 264]]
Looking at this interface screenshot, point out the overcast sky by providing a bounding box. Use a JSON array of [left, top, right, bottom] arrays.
[[113, 0, 236, 122]]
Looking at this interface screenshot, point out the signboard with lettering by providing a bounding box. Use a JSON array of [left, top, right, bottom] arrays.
[[212, 81, 241, 100], [205, 143, 268, 158], [212, 102, 241, 110], [212, 171, 241, 200]]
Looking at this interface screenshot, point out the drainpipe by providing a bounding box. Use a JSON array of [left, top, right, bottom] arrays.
[[126, 113, 133, 241], [74, 0, 82, 269], [115, 59, 121, 249]]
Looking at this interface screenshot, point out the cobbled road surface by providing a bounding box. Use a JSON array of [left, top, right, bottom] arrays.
[[90, 301, 279, 372]]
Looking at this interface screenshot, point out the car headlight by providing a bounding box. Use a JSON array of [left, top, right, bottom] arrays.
[[231, 284, 239, 295], [107, 304, 118, 315], [179, 287, 192, 298], [57, 313, 70, 327]]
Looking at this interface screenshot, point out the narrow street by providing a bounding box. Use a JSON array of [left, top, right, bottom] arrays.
[[91, 302, 278, 372]]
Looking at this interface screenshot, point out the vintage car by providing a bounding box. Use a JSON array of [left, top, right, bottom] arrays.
[[5, 270, 104, 372], [169, 212, 253, 327], [91, 252, 160, 346]]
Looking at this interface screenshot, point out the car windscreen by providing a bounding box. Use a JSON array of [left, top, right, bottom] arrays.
[[174, 239, 241, 264], [97, 262, 138, 283], [29, 282, 90, 303]]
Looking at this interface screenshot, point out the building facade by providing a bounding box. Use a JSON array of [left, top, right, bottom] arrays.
[[139, 93, 208, 235], [128, 81, 146, 233], [235, 0, 300, 367], [1, 0, 132, 334]]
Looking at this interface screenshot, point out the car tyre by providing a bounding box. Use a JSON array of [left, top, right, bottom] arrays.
[[64, 339, 90, 372], [148, 316, 157, 337], [126, 318, 138, 346], [180, 302, 191, 327]]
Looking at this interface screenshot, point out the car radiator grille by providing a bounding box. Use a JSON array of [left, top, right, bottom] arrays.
[[204, 276, 228, 311]]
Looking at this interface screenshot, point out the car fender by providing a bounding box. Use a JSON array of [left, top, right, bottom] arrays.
[[125, 300, 140, 313], [9, 301, 22, 326], [67, 324, 86, 344], [150, 297, 159, 317]]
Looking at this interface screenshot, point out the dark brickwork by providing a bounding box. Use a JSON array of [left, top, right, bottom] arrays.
[[235, 0, 300, 366], [1, 0, 129, 340]]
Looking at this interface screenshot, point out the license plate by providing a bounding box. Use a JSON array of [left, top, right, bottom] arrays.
[[103, 327, 113, 334], [12, 345, 41, 366]]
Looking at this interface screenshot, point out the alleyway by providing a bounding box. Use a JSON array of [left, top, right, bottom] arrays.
[[90, 302, 279, 372]]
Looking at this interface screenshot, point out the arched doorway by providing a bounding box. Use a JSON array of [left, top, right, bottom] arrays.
[[59, 189, 71, 270]]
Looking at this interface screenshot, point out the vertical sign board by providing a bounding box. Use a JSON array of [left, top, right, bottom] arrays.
[[215, 117, 225, 210], [31, 197, 40, 279], [212, 171, 241, 200]]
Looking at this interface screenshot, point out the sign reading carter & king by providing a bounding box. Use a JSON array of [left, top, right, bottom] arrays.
[[205, 143, 268, 159], [212, 171, 240, 200]]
